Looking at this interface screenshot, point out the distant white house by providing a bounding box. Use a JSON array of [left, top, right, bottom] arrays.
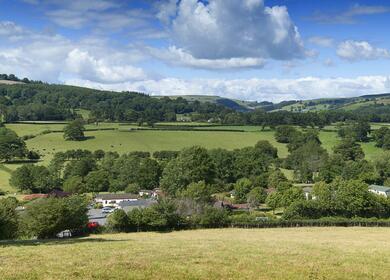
[[369, 185, 390, 197], [95, 193, 138, 207]]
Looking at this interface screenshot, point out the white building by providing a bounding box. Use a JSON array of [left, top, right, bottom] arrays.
[[95, 193, 138, 207], [368, 185, 390, 197]]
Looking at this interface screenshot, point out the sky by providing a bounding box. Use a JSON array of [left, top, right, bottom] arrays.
[[1, 0, 390, 102]]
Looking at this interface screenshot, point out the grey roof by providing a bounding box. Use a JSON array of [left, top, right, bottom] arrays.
[[118, 199, 156, 208], [95, 193, 138, 200], [369, 185, 390, 193], [303, 187, 313, 193]]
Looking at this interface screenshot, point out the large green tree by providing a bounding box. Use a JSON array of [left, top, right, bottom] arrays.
[[160, 146, 215, 195], [22, 196, 88, 239], [0, 127, 27, 162], [63, 119, 85, 141]]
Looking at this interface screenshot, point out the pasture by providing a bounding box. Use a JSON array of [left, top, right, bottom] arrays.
[[0, 228, 389, 279], [0, 122, 386, 193]]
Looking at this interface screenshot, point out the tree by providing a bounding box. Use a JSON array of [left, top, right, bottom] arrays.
[[0, 127, 27, 162], [84, 170, 110, 193], [333, 137, 364, 161], [63, 176, 85, 193], [22, 196, 88, 239], [160, 146, 215, 195], [209, 148, 236, 184], [63, 119, 85, 141], [247, 187, 267, 207], [268, 169, 288, 189], [180, 181, 212, 203], [10, 165, 55, 193], [286, 140, 328, 183], [234, 178, 253, 203], [106, 209, 129, 232], [0, 197, 19, 240], [266, 192, 281, 213], [274, 125, 298, 143], [134, 158, 161, 189]]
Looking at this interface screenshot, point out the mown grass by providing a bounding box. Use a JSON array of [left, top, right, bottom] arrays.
[[0, 228, 389, 280]]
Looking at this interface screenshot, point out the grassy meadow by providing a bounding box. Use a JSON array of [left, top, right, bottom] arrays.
[[0, 122, 387, 193], [1, 228, 389, 280]]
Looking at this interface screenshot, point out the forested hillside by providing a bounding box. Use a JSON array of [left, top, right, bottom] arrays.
[[2, 74, 390, 126]]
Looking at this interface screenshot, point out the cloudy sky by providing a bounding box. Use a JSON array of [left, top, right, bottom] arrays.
[[1, 0, 390, 102]]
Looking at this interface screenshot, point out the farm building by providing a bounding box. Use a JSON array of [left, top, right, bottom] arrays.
[[368, 185, 390, 197], [95, 193, 138, 207]]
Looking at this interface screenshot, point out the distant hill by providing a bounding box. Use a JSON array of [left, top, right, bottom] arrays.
[[155, 93, 390, 112]]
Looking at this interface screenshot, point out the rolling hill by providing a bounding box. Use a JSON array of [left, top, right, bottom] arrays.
[[155, 93, 390, 112]]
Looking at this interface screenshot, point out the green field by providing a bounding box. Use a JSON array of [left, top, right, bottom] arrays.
[[1, 228, 389, 279], [0, 122, 386, 193]]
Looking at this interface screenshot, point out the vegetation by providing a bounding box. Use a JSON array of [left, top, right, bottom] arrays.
[[1, 228, 390, 279]]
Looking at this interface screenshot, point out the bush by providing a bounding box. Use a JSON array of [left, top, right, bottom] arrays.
[[106, 209, 130, 232], [193, 207, 229, 228], [21, 196, 88, 239], [0, 197, 19, 240]]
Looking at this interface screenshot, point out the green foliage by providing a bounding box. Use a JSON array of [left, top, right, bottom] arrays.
[[62, 176, 84, 193], [84, 170, 110, 193], [0, 127, 27, 162], [180, 181, 212, 203], [193, 206, 229, 228], [333, 137, 364, 161], [338, 121, 371, 142], [275, 125, 298, 143], [246, 187, 267, 207], [10, 165, 55, 193], [161, 146, 215, 196], [21, 196, 88, 239], [286, 140, 328, 183], [106, 209, 130, 232], [63, 119, 85, 141], [285, 179, 390, 219], [234, 178, 253, 203], [0, 197, 19, 240]]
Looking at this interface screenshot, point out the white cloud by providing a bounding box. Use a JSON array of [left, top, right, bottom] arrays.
[[337, 40, 390, 61], [149, 46, 266, 69], [65, 49, 146, 83], [0, 21, 148, 83], [64, 76, 390, 103], [309, 4, 390, 24], [155, 0, 305, 69], [308, 36, 334, 48]]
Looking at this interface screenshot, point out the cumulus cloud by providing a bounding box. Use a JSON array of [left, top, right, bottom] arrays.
[[0, 21, 148, 83], [337, 40, 390, 61], [154, 0, 305, 69], [64, 76, 390, 103], [65, 49, 146, 83]]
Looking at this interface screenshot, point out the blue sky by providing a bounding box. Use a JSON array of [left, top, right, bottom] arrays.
[[1, 0, 390, 102]]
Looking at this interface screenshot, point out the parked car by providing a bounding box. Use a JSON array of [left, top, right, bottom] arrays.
[[102, 207, 115, 214]]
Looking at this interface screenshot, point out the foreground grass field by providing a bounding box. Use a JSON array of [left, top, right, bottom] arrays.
[[1, 228, 389, 279]]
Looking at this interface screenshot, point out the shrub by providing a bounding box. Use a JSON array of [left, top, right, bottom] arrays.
[[106, 209, 130, 232], [21, 196, 88, 239], [0, 197, 19, 240]]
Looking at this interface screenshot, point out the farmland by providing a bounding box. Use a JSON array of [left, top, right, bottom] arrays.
[[1, 228, 389, 280], [0, 122, 386, 193]]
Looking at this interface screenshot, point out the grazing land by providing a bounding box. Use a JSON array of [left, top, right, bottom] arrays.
[[0, 122, 385, 193], [1, 228, 389, 280]]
